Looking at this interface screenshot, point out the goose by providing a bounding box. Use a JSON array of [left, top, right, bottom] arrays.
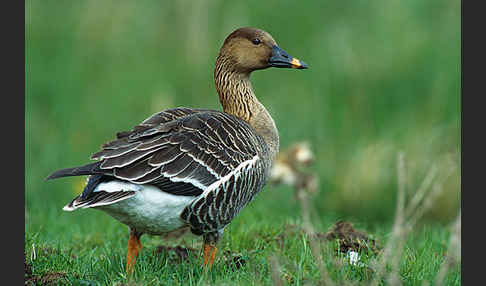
[[47, 27, 308, 274]]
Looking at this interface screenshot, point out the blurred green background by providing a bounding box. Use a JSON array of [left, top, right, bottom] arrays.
[[26, 0, 460, 235]]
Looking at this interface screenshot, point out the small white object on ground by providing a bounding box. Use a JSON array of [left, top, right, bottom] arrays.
[[347, 250, 360, 266]]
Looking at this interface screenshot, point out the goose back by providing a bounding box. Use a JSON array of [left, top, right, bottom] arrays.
[[49, 107, 272, 233]]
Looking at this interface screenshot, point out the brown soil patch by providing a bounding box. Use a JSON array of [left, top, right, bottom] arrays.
[[25, 249, 70, 285], [222, 250, 247, 271], [318, 220, 381, 255], [25, 268, 67, 286]]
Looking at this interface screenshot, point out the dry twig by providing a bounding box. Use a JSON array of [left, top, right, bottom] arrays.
[[371, 152, 458, 286], [434, 211, 461, 285], [269, 255, 285, 286]]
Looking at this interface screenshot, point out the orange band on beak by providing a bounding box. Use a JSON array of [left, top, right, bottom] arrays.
[[291, 58, 303, 69]]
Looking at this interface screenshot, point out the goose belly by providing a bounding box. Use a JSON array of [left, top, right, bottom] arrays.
[[96, 182, 196, 235]]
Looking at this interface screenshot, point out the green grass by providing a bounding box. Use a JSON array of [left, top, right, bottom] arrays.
[[25, 185, 460, 285], [26, 0, 460, 285]]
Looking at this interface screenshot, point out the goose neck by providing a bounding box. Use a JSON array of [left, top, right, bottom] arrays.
[[214, 55, 279, 161]]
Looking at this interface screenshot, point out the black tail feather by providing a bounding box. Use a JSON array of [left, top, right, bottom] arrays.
[[46, 161, 105, 180]]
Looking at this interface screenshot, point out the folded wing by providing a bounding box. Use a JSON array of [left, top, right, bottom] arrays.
[[47, 108, 261, 198]]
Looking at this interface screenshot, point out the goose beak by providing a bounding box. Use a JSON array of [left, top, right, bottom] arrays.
[[268, 45, 308, 69]]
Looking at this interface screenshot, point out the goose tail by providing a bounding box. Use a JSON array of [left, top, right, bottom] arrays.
[[45, 162, 102, 181]]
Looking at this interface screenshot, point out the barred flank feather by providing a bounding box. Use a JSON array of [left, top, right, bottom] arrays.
[[180, 154, 269, 233]]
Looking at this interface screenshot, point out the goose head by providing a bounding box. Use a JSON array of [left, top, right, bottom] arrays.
[[217, 27, 308, 73], [214, 27, 308, 160]]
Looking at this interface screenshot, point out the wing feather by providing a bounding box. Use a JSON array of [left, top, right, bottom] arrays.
[[161, 154, 195, 177], [48, 108, 264, 199], [148, 145, 183, 166]]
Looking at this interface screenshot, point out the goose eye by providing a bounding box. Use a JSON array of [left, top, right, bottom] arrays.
[[252, 38, 261, 45]]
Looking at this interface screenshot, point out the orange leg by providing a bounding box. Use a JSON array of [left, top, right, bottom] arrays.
[[203, 243, 218, 268], [126, 229, 143, 275]]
